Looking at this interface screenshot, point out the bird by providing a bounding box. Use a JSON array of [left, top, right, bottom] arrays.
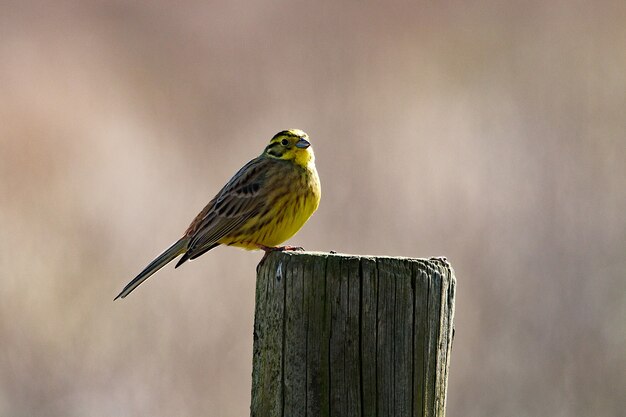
[[115, 129, 321, 299]]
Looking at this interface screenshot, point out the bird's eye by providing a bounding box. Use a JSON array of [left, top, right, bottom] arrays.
[[281, 139, 289, 146]]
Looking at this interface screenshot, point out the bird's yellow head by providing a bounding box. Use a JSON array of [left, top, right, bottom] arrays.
[[263, 129, 314, 167]]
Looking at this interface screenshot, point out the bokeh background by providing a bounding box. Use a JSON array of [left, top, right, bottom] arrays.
[[1, 1, 625, 416]]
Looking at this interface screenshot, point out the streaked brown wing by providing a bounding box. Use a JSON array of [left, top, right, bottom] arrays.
[[183, 156, 272, 258]]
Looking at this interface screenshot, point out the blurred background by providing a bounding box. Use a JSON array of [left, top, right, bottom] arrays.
[[1, 0, 625, 416]]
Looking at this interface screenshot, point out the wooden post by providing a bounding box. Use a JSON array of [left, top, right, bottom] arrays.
[[251, 251, 456, 417]]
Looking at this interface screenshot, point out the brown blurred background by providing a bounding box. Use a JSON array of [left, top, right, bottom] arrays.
[[1, 1, 625, 416]]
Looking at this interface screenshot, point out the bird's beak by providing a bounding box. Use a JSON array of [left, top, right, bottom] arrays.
[[295, 138, 310, 149]]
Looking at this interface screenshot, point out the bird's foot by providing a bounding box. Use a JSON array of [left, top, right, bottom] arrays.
[[257, 244, 304, 265], [257, 244, 304, 252]]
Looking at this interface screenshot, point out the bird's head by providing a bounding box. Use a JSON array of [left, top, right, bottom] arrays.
[[263, 129, 314, 167]]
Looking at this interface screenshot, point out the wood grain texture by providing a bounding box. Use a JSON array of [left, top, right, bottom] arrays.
[[251, 252, 456, 417]]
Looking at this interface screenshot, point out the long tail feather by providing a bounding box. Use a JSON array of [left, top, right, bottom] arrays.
[[175, 242, 220, 268], [115, 238, 188, 300]]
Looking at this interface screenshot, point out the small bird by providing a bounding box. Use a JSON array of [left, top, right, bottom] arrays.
[[115, 129, 321, 299]]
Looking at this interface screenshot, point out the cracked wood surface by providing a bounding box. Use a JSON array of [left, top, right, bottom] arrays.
[[251, 251, 456, 417]]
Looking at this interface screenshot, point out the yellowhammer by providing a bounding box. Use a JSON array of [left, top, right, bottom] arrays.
[[115, 129, 321, 299]]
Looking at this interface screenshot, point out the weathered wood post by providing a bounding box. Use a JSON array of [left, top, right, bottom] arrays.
[[251, 251, 456, 417]]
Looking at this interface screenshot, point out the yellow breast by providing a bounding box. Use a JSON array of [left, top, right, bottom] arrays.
[[220, 158, 321, 250]]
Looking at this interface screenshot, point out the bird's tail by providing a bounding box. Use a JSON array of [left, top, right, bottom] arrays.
[[115, 238, 188, 300]]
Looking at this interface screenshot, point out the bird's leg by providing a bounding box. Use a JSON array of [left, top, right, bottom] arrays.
[[257, 244, 304, 264], [257, 244, 304, 252], [283, 245, 305, 251]]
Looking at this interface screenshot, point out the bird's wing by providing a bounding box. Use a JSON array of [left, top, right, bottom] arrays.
[[183, 156, 273, 258]]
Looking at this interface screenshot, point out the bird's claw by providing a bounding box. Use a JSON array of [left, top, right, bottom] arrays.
[[257, 244, 305, 265], [281, 245, 304, 251], [257, 244, 304, 252]]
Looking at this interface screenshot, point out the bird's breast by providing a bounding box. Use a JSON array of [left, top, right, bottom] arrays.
[[221, 162, 320, 250]]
